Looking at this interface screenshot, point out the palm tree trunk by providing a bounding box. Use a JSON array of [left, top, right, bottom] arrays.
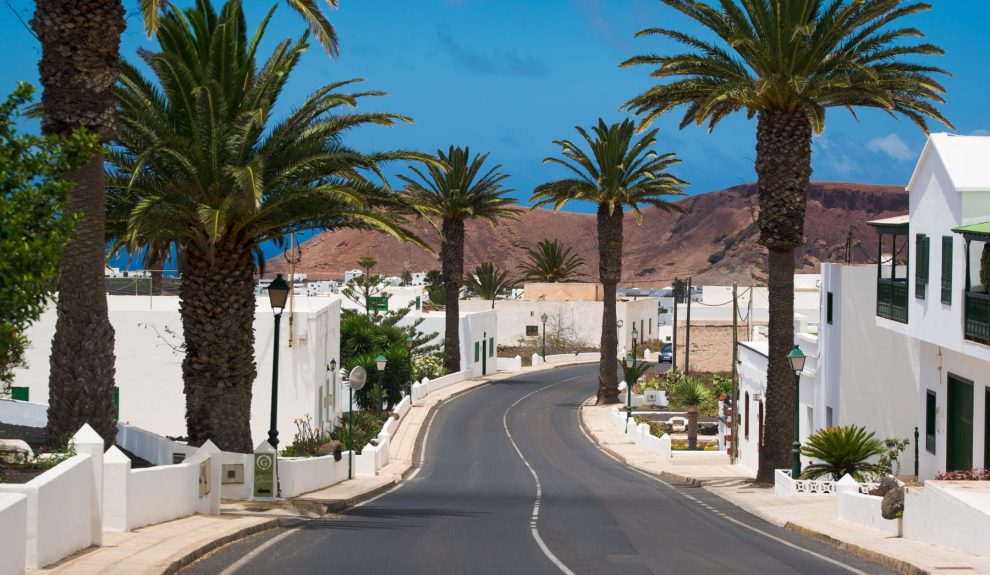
[[597, 204, 623, 404], [179, 244, 257, 453], [754, 109, 812, 484], [441, 218, 464, 374], [45, 156, 119, 447], [35, 0, 126, 449]]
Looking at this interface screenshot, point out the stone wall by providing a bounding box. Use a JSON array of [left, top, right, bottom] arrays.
[[675, 321, 762, 373]]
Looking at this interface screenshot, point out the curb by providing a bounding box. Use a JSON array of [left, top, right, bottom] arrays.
[[161, 518, 280, 575], [783, 522, 929, 575], [162, 377, 495, 574], [578, 404, 936, 575]]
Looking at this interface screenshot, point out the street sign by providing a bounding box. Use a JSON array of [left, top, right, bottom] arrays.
[[368, 296, 389, 311], [253, 452, 275, 498]]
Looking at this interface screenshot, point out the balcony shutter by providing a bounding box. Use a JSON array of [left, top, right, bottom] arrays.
[[916, 234, 929, 299], [941, 236, 953, 305]]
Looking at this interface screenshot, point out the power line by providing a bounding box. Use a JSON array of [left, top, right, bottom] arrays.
[[4, 0, 37, 41]]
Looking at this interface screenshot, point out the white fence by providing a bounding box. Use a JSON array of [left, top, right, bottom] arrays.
[[0, 399, 47, 428], [0, 428, 102, 570], [279, 452, 351, 498], [0, 494, 27, 575], [834, 476, 901, 536], [497, 356, 522, 372], [115, 422, 197, 466], [774, 469, 837, 496], [103, 441, 221, 532], [410, 369, 473, 402], [531, 352, 601, 367]]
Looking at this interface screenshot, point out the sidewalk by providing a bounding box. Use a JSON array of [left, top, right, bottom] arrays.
[[582, 403, 990, 575], [31, 360, 593, 575]]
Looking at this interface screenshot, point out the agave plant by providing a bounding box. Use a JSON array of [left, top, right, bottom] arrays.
[[800, 425, 884, 481], [673, 377, 713, 450]]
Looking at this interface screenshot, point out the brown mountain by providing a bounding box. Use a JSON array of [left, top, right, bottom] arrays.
[[268, 181, 906, 286]]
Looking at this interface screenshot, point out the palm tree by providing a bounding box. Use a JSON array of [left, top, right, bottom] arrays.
[[672, 376, 713, 450], [400, 147, 520, 373], [532, 119, 686, 404], [519, 239, 587, 282], [34, 0, 340, 448], [622, 0, 950, 483], [108, 0, 424, 452], [464, 262, 516, 308]]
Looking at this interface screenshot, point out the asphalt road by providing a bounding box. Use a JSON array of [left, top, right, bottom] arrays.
[[182, 363, 895, 575]]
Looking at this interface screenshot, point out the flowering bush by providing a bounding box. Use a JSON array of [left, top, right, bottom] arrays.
[[412, 352, 446, 381], [936, 468, 990, 480]]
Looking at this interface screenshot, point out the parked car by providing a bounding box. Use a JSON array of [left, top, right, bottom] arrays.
[[659, 343, 672, 363]]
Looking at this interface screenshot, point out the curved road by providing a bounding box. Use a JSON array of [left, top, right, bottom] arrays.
[[183, 364, 893, 575]]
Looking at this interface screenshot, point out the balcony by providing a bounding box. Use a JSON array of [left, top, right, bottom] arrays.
[[877, 278, 909, 324], [965, 291, 990, 345]]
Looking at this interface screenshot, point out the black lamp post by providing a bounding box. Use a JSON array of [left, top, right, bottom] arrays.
[[266, 274, 290, 449], [788, 345, 807, 478], [541, 312, 548, 360], [375, 353, 387, 421], [624, 354, 635, 424]]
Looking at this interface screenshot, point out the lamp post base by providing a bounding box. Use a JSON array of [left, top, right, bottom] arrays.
[[791, 441, 801, 479]]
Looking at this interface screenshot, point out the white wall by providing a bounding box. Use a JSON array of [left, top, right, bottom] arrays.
[[410, 309, 497, 374], [820, 264, 922, 453], [0, 399, 46, 428], [903, 481, 990, 558], [12, 296, 341, 448], [736, 343, 767, 475], [0, 494, 27, 575], [0, 454, 95, 569]]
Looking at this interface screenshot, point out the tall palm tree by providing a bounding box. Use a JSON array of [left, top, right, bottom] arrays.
[[520, 238, 587, 283], [464, 262, 516, 308], [109, 0, 425, 452], [622, 0, 950, 483], [532, 119, 686, 404], [34, 0, 340, 448], [400, 147, 519, 373]]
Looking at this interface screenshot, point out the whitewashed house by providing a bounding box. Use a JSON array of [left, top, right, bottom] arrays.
[[737, 133, 990, 480], [9, 295, 342, 448]]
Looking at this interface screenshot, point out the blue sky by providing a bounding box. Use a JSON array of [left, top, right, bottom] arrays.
[[2, 0, 988, 214]]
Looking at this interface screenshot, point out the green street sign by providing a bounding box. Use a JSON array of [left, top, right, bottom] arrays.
[[368, 296, 389, 311], [253, 452, 275, 498]]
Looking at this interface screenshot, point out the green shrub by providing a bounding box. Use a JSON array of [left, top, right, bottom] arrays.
[[671, 376, 713, 409], [282, 411, 381, 457], [800, 425, 885, 481], [412, 352, 445, 381], [711, 374, 732, 398]]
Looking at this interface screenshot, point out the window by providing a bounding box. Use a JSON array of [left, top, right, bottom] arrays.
[[649, 318, 652, 334], [826, 406, 833, 428], [526, 325, 538, 336], [926, 390, 937, 454], [489, 337, 494, 357], [916, 234, 930, 299], [826, 292, 833, 324], [474, 342, 479, 362], [744, 392, 750, 439], [942, 236, 953, 305]]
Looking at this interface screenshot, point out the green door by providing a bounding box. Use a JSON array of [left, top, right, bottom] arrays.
[[481, 339, 487, 376], [947, 374, 974, 472], [984, 389, 989, 469]]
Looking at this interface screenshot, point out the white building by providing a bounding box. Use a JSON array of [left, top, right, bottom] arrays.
[[736, 133, 990, 480], [9, 296, 341, 448], [459, 282, 658, 351]]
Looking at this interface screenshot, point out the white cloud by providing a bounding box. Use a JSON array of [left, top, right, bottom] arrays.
[[971, 129, 990, 136], [866, 133, 915, 162]]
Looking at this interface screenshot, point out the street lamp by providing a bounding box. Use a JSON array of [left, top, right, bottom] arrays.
[[345, 366, 367, 480], [326, 358, 337, 429], [406, 335, 415, 401], [624, 354, 635, 424], [541, 312, 548, 361], [788, 345, 807, 478], [375, 353, 387, 421], [631, 325, 639, 358], [266, 274, 290, 450]]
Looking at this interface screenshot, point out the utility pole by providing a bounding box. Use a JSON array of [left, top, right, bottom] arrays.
[[672, 277, 679, 372], [685, 277, 693, 375], [731, 281, 739, 463]]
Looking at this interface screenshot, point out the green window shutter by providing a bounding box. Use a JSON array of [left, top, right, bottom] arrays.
[[916, 234, 929, 299], [489, 337, 494, 357], [826, 292, 833, 324], [926, 390, 936, 454], [941, 236, 953, 305], [474, 341, 479, 362], [11, 387, 29, 401]]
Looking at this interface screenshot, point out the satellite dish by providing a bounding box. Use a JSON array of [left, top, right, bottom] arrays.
[[349, 366, 368, 391]]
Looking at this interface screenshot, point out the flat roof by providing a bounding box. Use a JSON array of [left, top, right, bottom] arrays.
[[866, 215, 910, 228], [953, 220, 990, 241]]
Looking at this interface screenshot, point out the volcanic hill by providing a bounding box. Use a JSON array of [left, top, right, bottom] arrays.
[[267, 181, 907, 286]]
